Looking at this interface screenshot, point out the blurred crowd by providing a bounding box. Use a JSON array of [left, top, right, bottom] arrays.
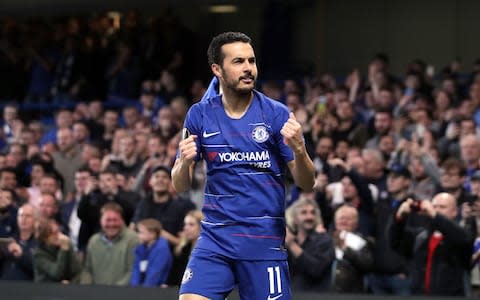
[[2, 12, 480, 298]]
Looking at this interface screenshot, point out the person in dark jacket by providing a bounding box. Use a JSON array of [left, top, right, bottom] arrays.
[[132, 166, 193, 246], [130, 218, 172, 287], [285, 198, 335, 292], [77, 169, 137, 251], [0, 204, 37, 281], [332, 204, 374, 293], [33, 218, 81, 283], [391, 193, 474, 296], [0, 188, 17, 238], [168, 210, 203, 286], [369, 164, 413, 295]]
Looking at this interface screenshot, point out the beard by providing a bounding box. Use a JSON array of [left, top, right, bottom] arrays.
[[221, 69, 256, 95]]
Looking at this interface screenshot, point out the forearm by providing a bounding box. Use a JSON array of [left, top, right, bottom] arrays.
[[171, 159, 193, 193], [290, 150, 315, 192]]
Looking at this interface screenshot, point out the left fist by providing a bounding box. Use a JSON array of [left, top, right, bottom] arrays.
[[281, 112, 304, 154]]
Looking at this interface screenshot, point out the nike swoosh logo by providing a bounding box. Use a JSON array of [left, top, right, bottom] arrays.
[[267, 294, 283, 300], [203, 131, 221, 138]]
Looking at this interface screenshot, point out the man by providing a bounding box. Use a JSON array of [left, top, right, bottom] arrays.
[[61, 167, 90, 252], [369, 164, 412, 295], [38, 192, 66, 233], [438, 158, 473, 207], [52, 127, 83, 195], [133, 165, 193, 246], [333, 205, 374, 293], [365, 109, 394, 149], [105, 135, 143, 179], [0, 167, 23, 204], [332, 100, 368, 147], [80, 203, 138, 285], [0, 189, 17, 237], [172, 32, 315, 300], [391, 193, 474, 296], [285, 198, 335, 292], [77, 170, 137, 251], [0, 204, 37, 280], [459, 133, 480, 192]]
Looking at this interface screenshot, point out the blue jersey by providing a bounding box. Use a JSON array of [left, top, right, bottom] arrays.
[[184, 90, 294, 260]]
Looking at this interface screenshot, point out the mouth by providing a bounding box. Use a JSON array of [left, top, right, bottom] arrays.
[[240, 75, 255, 84]]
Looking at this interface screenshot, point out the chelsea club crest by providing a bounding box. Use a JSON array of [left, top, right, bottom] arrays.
[[252, 125, 269, 143]]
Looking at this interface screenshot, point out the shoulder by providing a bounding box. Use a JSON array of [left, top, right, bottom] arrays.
[[187, 97, 220, 115], [87, 233, 102, 248], [124, 229, 139, 243], [254, 90, 289, 114], [310, 232, 334, 245], [155, 237, 170, 250]]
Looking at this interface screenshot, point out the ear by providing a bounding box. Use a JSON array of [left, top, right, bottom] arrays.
[[211, 64, 222, 79]]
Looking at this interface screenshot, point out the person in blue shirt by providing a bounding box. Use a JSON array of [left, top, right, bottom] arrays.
[[172, 32, 315, 300], [130, 218, 172, 287]]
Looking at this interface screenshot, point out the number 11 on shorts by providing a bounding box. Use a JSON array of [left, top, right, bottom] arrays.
[[267, 266, 282, 294]]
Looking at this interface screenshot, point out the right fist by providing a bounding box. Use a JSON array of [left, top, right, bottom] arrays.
[[178, 135, 198, 164]]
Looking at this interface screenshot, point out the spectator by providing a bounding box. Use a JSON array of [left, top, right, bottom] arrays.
[[168, 210, 203, 286], [33, 218, 81, 283], [130, 218, 172, 287], [121, 106, 140, 131], [61, 167, 90, 252], [332, 100, 368, 147], [80, 203, 138, 285], [40, 109, 73, 146], [100, 110, 120, 151], [325, 158, 375, 237], [77, 170, 137, 251], [0, 188, 17, 237], [391, 193, 474, 296], [332, 205, 374, 293], [285, 198, 335, 292], [366, 109, 395, 149], [133, 165, 193, 246], [52, 127, 83, 196], [438, 158, 474, 207], [38, 193, 65, 233], [26, 161, 47, 207], [104, 134, 143, 180], [460, 133, 480, 192], [2, 104, 18, 145], [0, 167, 23, 204], [0, 204, 37, 281], [132, 134, 166, 196], [362, 149, 388, 201], [72, 120, 91, 146], [369, 164, 412, 295]]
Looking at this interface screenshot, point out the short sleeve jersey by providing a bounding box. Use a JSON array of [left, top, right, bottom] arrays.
[[183, 90, 294, 260]]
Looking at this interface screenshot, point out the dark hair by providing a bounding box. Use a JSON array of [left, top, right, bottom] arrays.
[[207, 32, 252, 66], [441, 158, 466, 176], [35, 218, 56, 243]]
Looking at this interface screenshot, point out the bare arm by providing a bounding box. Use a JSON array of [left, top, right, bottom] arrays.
[[282, 113, 315, 192], [171, 135, 198, 193]]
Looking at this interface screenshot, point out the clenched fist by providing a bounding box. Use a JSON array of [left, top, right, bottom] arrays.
[[177, 135, 198, 165], [281, 112, 305, 154]]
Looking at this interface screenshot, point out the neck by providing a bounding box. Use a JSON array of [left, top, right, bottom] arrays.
[[391, 190, 408, 200], [296, 229, 308, 245], [339, 119, 353, 130], [221, 87, 253, 119], [20, 230, 32, 241], [122, 155, 137, 165], [153, 192, 169, 203], [466, 160, 479, 169]]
